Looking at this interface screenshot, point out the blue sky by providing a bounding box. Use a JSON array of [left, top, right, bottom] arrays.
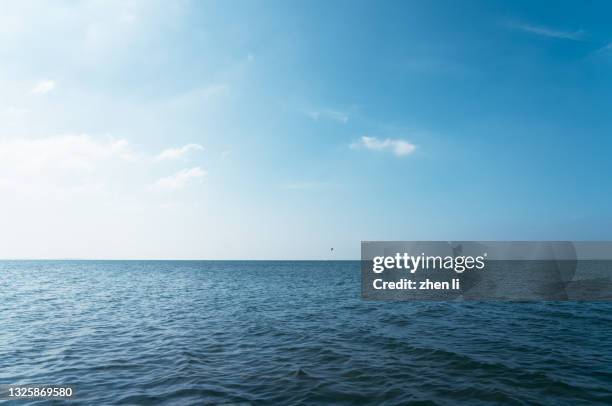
[[0, 0, 611, 259]]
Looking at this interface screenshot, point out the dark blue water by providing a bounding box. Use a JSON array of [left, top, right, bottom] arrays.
[[1, 261, 611, 405]]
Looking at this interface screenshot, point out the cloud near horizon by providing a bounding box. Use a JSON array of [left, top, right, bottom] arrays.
[[351, 136, 417, 157]]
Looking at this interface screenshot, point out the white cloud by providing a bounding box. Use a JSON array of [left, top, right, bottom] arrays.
[[307, 109, 349, 124], [351, 136, 416, 157], [31, 80, 56, 94], [0, 134, 137, 199], [596, 42, 612, 53], [0, 134, 131, 174], [509, 23, 585, 41], [153, 167, 206, 190], [1, 107, 28, 118], [156, 143, 204, 161], [0, 134, 210, 199]]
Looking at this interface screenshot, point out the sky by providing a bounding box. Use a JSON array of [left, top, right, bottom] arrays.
[[1, 0, 612, 259]]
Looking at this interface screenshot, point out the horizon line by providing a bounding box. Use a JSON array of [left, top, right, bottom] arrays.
[[0, 258, 360, 261]]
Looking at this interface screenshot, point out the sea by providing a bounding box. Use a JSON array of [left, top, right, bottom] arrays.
[[1, 260, 611, 405]]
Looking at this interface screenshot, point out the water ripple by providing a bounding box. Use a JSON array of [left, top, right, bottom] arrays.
[[1, 260, 611, 405]]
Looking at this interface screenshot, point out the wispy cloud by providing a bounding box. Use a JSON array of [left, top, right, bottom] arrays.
[[508, 22, 586, 41], [156, 143, 204, 161], [307, 109, 349, 124], [153, 167, 206, 190], [0, 134, 135, 199], [351, 136, 416, 157], [0, 134, 210, 198], [0, 134, 132, 174], [219, 150, 232, 161], [31, 80, 57, 95], [1, 107, 28, 118], [596, 42, 612, 53], [283, 181, 330, 190]]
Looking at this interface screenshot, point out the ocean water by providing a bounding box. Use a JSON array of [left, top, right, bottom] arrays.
[[1, 260, 611, 405]]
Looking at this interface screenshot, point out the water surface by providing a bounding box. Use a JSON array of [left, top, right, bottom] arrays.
[[1, 261, 611, 405]]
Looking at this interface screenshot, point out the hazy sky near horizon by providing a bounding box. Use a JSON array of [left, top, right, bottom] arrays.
[[1, 0, 612, 259]]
